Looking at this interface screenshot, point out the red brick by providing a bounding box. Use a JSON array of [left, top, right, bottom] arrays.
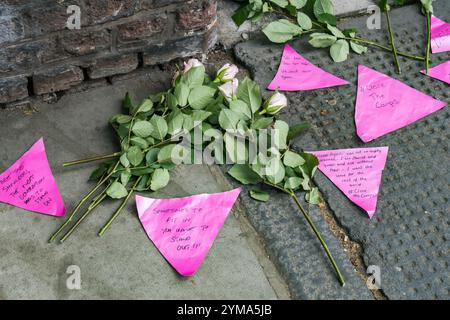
[[61, 30, 111, 56], [117, 13, 166, 41], [84, 0, 138, 25]]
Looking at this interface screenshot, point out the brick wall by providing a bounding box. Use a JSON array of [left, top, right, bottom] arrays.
[[0, 0, 218, 106]]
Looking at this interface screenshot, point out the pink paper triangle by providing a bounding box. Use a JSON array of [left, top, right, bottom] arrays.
[[355, 65, 446, 143], [421, 60, 450, 84], [267, 44, 349, 91], [136, 188, 241, 276], [311, 147, 389, 218], [431, 15, 450, 54], [0, 138, 66, 216]]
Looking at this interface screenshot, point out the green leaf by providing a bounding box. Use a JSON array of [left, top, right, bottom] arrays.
[[157, 144, 176, 163], [127, 146, 144, 167], [232, 4, 252, 27], [274, 120, 289, 150], [180, 65, 205, 88], [146, 148, 160, 164], [116, 115, 132, 124], [318, 13, 336, 26], [237, 78, 262, 114], [130, 136, 149, 149], [269, 0, 289, 7], [283, 150, 305, 167], [289, 0, 307, 9], [251, 117, 274, 129], [326, 24, 345, 38], [167, 112, 185, 135], [313, 0, 334, 19], [120, 153, 130, 168], [132, 121, 153, 138], [228, 164, 262, 184], [249, 189, 270, 202], [167, 93, 178, 110], [297, 12, 312, 30], [150, 168, 170, 191], [135, 175, 150, 191], [284, 177, 302, 190], [219, 109, 241, 130], [188, 86, 216, 110], [262, 19, 303, 43], [106, 182, 128, 199], [306, 187, 321, 204], [420, 0, 434, 13], [192, 110, 212, 123], [330, 39, 350, 62], [379, 0, 390, 12], [136, 99, 153, 114], [123, 92, 135, 110], [309, 33, 337, 48], [88, 163, 109, 181], [149, 115, 168, 140], [350, 41, 368, 54], [120, 171, 131, 186], [174, 83, 190, 107], [266, 157, 285, 184], [230, 99, 252, 120], [299, 152, 319, 178], [287, 122, 311, 141]]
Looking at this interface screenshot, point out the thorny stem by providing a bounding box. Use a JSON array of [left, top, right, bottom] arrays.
[[264, 180, 345, 286], [63, 152, 121, 167], [98, 177, 143, 237], [385, 10, 401, 74], [425, 12, 431, 74], [48, 161, 120, 242]]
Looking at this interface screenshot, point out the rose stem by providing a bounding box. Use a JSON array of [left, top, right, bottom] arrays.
[[59, 191, 108, 243], [98, 176, 142, 237], [48, 161, 120, 242], [385, 9, 401, 74], [264, 181, 345, 286], [63, 152, 121, 167]]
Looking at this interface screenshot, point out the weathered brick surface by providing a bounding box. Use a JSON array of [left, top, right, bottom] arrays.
[[33, 66, 84, 95], [84, 0, 138, 25], [61, 30, 111, 56], [0, 37, 68, 75], [87, 54, 139, 79], [117, 13, 166, 41], [143, 23, 217, 66], [0, 76, 28, 104], [0, 0, 217, 105], [177, 0, 217, 30]]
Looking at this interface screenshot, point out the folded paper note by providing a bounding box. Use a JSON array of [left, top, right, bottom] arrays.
[[267, 44, 349, 91], [0, 138, 65, 216], [355, 65, 446, 143], [136, 188, 241, 276], [431, 15, 450, 54], [421, 60, 450, 84], [310, 147, 389, 218]]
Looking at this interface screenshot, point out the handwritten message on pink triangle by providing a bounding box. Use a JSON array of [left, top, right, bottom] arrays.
[[431, 15, 450, 54], [0, 138, 65, 216], [267, 44, 349, 91], [421, 60, 450, 84], [311, 147, 389, 218], [136, 188, 241, 276], [355, 65, 446, 143]]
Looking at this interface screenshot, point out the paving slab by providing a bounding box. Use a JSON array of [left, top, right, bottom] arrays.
[[0, 69, 283, 299], [234, 2, 450, 299]]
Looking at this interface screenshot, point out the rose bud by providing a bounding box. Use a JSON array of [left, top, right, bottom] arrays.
[[183, 58, 203, 73], [262, 92, 288, 115], [216, 63, 239, 82], [218, 78, 239, 101]]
